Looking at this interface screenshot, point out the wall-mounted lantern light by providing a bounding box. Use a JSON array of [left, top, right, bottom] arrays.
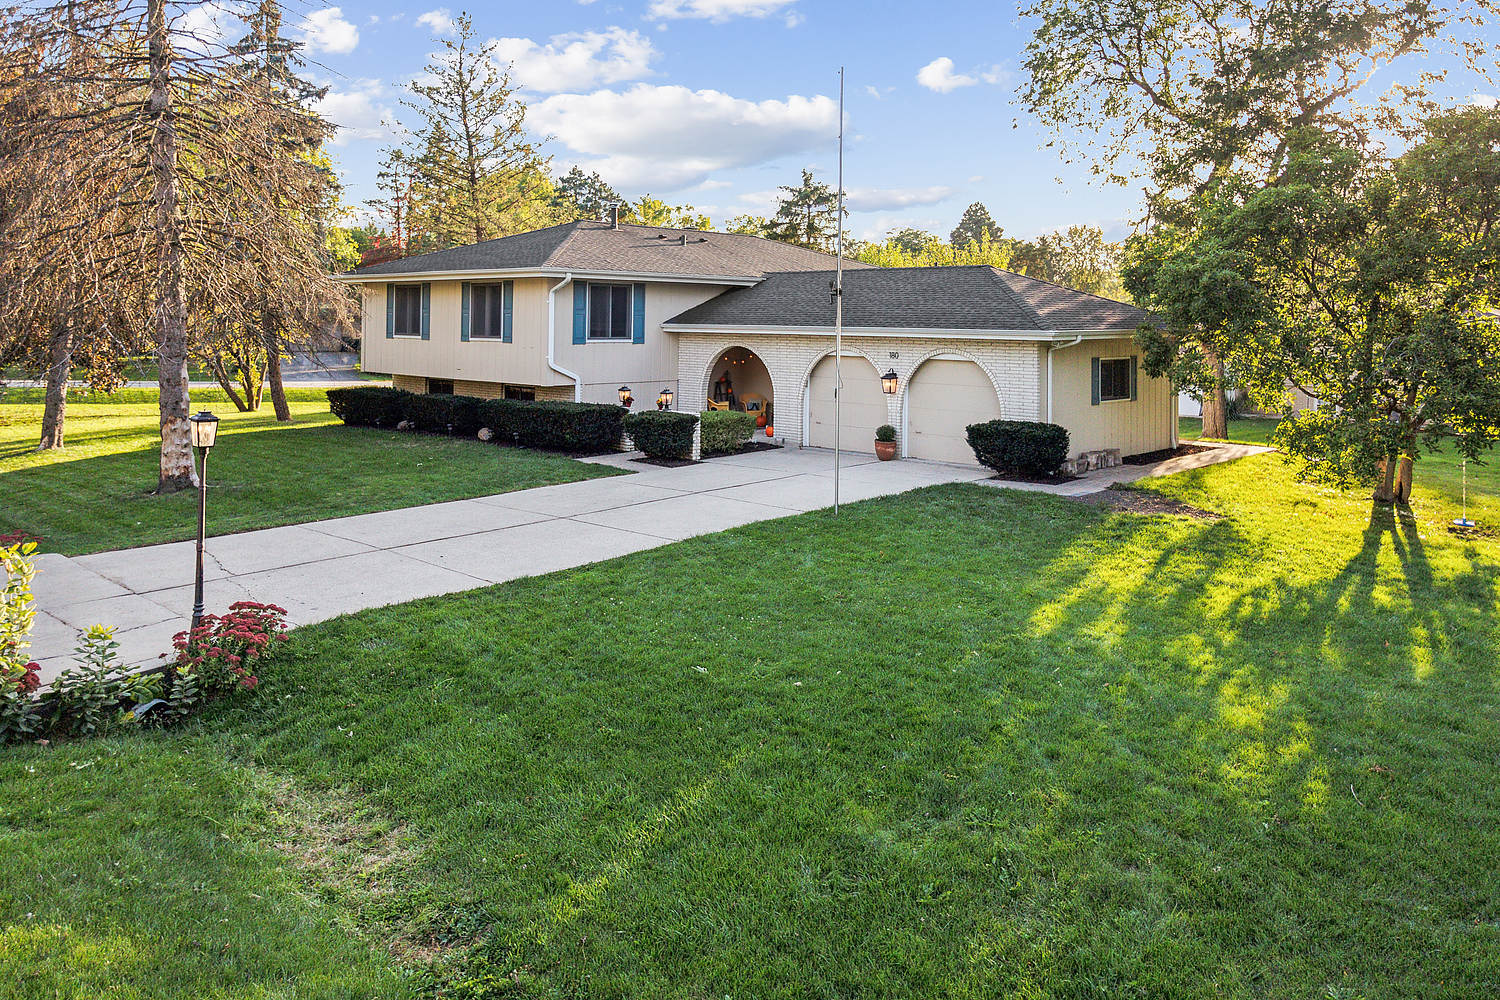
[[618, 385, 634, 407], [656, 387, 674, 410], [881, 369, 899, 395]]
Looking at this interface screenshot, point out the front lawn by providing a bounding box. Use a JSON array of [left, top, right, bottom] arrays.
[[0, 400, 620, 555], [1, 451, 1496, 998]]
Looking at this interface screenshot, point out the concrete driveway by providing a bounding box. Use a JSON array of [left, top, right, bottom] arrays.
[[24, 441, 1268, 683]]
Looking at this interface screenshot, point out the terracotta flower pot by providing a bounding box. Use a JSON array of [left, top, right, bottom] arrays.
[[874, 440, 897, 461]]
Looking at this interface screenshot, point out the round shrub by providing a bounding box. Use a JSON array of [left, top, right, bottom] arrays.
[[625, 410, 699, 460], [699, 410, 756, 454], [965, 419, 1070, 477]]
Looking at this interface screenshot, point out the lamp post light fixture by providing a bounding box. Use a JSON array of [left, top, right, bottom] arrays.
[[656, 387, 674, 410], [618, 385, 634, 407], [187, 410, 220, 636], [881, 369, 899, 395]]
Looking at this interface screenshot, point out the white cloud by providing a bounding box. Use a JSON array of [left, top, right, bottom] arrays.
[[783, 10, 804, 26], [531, 84, 837, 190], [1468, 94, 1498, 107], [980, 64, 1013, 85], [648, 0, 798, 22], [302, 7, 359, 55], [696, 179, 733, 191], [493, 28, 658, 93], [844, 185, 956, 212], [314, 79, 396, 146], [916, 57, 977, 93], [173, 1, 245, 52], [416, 8, 455, 35]]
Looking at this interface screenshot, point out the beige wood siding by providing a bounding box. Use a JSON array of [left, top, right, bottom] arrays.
[[1050, 337, 1175, 457], [906, 359, 1002, 464], [806, 355, 884, 452], [360, 278, 727, 405]]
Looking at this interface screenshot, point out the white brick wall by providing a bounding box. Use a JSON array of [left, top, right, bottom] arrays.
[[675, 333, 1044, 458]]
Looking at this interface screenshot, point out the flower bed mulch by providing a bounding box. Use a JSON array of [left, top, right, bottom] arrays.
[[700, 440, 781, 460], [1122, 443, 1214, 465], [631, 456, 699, 468]]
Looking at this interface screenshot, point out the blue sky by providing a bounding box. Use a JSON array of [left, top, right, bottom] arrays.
[[252, 0, 1498, 242]]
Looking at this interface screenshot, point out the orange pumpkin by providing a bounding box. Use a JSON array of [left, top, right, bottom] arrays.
[[765, 425, 774, 437]]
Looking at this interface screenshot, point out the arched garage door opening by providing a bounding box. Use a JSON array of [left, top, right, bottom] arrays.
[[806, 354, 885, 452], [905, 358, 1002, 464]]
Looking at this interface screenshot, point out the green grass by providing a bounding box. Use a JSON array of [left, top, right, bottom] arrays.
[[2, 449, 1495, 998], [1179, 415, 1281, 446], [0, 386, 339, 406], [0, 401, 619, 555]]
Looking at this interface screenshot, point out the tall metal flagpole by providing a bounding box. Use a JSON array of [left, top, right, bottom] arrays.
[[833, 66, 845, 514]]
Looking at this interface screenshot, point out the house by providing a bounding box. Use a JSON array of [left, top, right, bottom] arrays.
[[339, 220, 1176, 465]]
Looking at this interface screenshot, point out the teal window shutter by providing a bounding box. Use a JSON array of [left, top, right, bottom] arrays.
[[502, 281, 514, 343], [1129, 355, 1139, 401], [385, 285, 395, 338], [1090, 357, 1101, 406], [460, 283, 471, 342], [632, 283, 646, 344], [420, 283, 431, 340], [572, 283, 587, 344]]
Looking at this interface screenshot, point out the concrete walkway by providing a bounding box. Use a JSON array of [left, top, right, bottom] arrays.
[[25, 441, 1269, 683]]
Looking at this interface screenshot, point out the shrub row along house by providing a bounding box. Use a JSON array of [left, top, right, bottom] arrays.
[[339, 219, 1175, 464]]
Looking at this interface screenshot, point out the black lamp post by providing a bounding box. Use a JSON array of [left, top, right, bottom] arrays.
[[656, 387, 673, 411], [188, 410, 219, 636], [618, 385, 634, 407]]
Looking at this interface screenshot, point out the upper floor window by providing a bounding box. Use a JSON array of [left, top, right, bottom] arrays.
[[471, 284, 506, 339], [392, 284, 422, 337], [588, 283, 632, 341], [1099, 358, 1131, 402]]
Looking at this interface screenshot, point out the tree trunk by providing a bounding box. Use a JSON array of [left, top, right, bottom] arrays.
[[37, 321, 72, 450], [1394, 455, 1414, 503], [262, 320, 290, 422], [147, 0, 196, 493], [1373, 455, 1399, 503], [1200, 353, 1229, 439]]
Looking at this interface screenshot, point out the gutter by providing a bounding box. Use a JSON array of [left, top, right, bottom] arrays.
[[334, 267, 762, 286], [547, 273, 582, 401], [1045, 334, 1085, 423]]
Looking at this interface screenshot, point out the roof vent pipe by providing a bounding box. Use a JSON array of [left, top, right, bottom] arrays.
[[611, 204, 619, 229], [679, 233, 687, 246]]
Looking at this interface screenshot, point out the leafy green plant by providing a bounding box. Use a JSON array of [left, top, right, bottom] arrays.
[[624, 410, 698, 460], [875, 424, 897, 443], [0, 540, 42, 743], [48, 626, 158, 739], [965, 419, 1070, 476], [700, 410, 756, 454]]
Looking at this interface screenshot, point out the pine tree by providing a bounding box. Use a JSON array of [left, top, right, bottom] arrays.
[[552, 166, 623, 222], [950, 202, 1004, 249], [766, 169, 844, 252], [397, 13, 547, 248]]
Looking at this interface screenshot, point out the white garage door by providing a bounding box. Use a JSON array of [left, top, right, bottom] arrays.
[[907, 360, 1002, 464], [807, 355, 886, 452]]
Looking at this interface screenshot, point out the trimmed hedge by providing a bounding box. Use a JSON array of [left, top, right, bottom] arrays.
[[477, 399, 625, 452], [327, 386, 411, 427], [624, 410, 698, 460], [327, 386, 625, 452], [699, 410, 756, 454], [965, 419, 1070, 477]]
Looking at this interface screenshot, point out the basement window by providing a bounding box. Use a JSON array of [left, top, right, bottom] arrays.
[[427, 378, 454, 395]]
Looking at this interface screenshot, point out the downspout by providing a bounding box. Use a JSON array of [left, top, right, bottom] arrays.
[[1045, 334, 1084, 424], [547, 272, 582, 401]]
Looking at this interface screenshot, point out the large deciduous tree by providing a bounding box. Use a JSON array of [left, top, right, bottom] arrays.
[[1125, 112, 1500, 501], [1, 0, 352, 486], [1019, 0, 1498, 438]]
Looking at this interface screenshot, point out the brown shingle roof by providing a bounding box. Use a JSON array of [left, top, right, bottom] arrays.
[[347, 221, 871, 278], [665, 265, 1154, 332]]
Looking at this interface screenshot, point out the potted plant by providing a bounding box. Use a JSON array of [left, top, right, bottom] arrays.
[[874, 424, 897, 461]]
